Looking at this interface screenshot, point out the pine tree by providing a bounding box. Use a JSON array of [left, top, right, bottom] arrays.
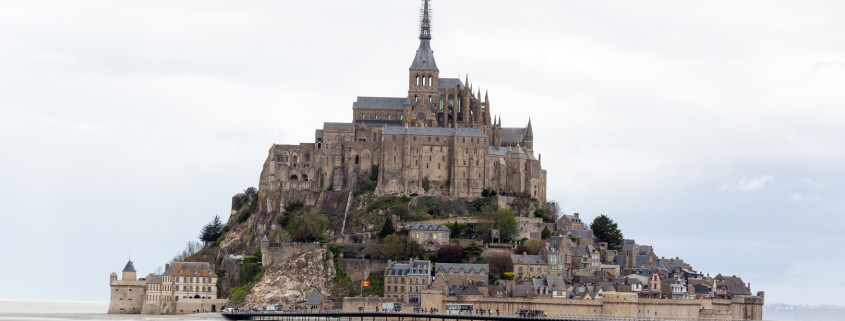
[[590, 214, 623, 250], [379, 216, 396, 238], [199, 215, 225, 245], [541, 226, 551, 239]]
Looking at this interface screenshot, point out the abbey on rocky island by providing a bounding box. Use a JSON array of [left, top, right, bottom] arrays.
[[259, 0, 546, 210]]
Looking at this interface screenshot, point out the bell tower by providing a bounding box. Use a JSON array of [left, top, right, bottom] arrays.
[[408, 0, 439, 109]]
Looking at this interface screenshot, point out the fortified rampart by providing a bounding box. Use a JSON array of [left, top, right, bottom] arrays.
[[338, 259, 388, 281], [261, 241, 324, 267], [343, 292, 763, 320]]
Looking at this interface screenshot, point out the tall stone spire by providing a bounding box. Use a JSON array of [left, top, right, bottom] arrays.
[[419, 0, 432, 40], [410, 0, 437, 70]]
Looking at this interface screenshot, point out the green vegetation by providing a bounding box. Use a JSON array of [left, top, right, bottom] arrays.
[[591, 214, 624, 250], [379, 217, 396, 238], [199, 215, 225, 245], [382, 234, 401, 260], [422, 176, 431, 192], [502, 272, 515, 280], [353, 165, 379, 197], [331, 264, 356, 297], [541, 226, 551, 239], [232, 248, 264, 305], [232, 187, 259, 223]]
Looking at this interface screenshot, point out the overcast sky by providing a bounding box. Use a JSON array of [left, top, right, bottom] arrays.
[[1, 0, 843, 306]]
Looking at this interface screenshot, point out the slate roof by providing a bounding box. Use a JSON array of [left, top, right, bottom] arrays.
[[635, 255, 652, 268], [488, 146, 509, 155], [386, 260, 430, 276], [723, 276, 751, 296], [534, 274, 566, 291], [435, 263, 488, 274], [501, 127, 526, 144], [147, 274, 162, 285], [306, 293, 323, 305], [383, 126, 487, 138], [513, 283, 533, 297], [545, 236, 565, 252], [511, 254, 548, 265], [693, 284, 711, 294], [438, 78, 464, 89], [408, 224, 449, 231], [573, 276, 604, 285], [410, 39, 438, 70], [352, 97, 410, 109], [460, 284, 482, 296], [354, 120, 403, 126], [123, 260, 136, 272], [163, 262, 215, 277], [566, 229, 591, 239], [323, 122, 353, 130]]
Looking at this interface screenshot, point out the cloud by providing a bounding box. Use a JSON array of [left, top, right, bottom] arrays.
[[790, 193, 821, 202], [720, 175, 775, 192]]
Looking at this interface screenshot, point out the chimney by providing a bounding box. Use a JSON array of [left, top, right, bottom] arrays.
[[410, 258, 415, 267], [574, 213, 579, 218], [165, 263, 170, 272]]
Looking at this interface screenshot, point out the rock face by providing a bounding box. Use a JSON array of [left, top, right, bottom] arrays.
[[241, 248, 336, 309]]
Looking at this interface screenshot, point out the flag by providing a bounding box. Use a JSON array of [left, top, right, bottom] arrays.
[[362, 281, 370, 287]]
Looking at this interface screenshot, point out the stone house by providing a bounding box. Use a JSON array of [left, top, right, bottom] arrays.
[[540, 236, 574, 278], [433, 263, 489, 287], [384, 259, 431, 305], [532, 274, 566, 298], [511, 253, 549, 279], [408, 224, 450, 251], [572, 245, 601, 272]]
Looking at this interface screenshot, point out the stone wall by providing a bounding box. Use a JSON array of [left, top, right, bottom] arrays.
[[261, 242, 324, 267], [345, 292, 763, 320], [107, 281, 146, 314], [338, 258, 388, 281]]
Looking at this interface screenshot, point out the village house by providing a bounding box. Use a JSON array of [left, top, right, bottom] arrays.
[[384, 259, 431, 305], [511, 253, 549, 279], [408, 224, 450, 251]]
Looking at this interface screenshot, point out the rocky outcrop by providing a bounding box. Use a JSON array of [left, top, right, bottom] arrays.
[[241, 248, 336, 309]]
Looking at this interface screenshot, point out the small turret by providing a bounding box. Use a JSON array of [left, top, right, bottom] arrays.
[[122, 260, 137, 281]]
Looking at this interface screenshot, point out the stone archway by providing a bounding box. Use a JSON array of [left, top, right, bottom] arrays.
[[211, 305, 216, 312], [290, 174, 298, 181]]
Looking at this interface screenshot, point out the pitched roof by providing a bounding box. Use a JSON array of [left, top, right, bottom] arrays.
[[123, 260, 136, 272], [410, 39, 438, 70], [460, 284, 482, 296], [566, 229, 591, 239], [382, 126, 487, 138], [162, 262, 215, 277], [386, 260, 431, 276], [409, 224, 450, 231], [438, 78, 464, 89], [501, 127, 526, 144], [353, 97, 410, 109], [435, 263, 488, 274], [511, 254, 548, 265], [723, 276, 751, 296]]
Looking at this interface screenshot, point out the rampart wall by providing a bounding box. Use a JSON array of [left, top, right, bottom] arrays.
[[338, 259, 388, 281], [344, 292, 763, 320], [261, 242, 324, 267]]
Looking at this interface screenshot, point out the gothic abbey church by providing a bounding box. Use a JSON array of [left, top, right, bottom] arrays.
[[259, 0, 546, 210]]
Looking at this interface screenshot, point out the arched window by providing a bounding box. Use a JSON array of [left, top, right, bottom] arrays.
[[302, 174, 308, 181], [428, 76, 432, 86], [416, 76, 419, 85], [289, 175, 298, 181], [293, 155, 298, 163], [373, 133, 377, 141], [305, 153, 310, 162]]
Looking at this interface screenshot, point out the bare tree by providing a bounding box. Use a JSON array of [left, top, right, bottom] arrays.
[[173, 240, 203, 261]]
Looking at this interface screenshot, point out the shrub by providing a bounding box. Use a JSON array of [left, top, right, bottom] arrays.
[[502, 272, 515, 280], [421, 176, 431, 192]]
